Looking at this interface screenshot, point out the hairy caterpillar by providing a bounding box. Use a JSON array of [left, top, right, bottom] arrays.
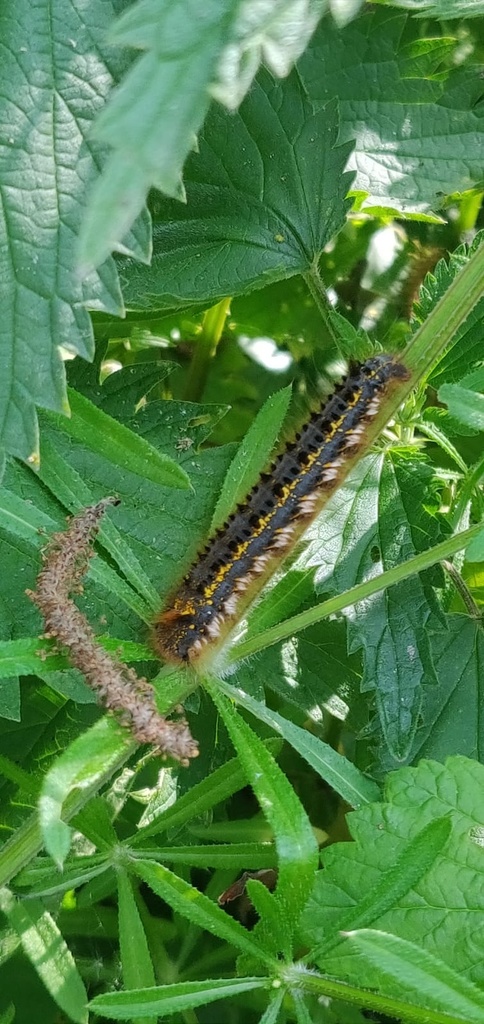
[[153, 354, 408, 665]]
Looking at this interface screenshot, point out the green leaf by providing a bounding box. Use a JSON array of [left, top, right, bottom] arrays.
[[0, 889, 88, 1024], [301, 757, 484, 987], [45, 388, 189, 491], [132, 739, 282, 842], [383, 617, 484, 767], [257, 989, 285, 1024], [0, 678, 20, 722], [0, 0, 148, 466], [414, 235, 484, 389], [0, 637, 154, 686], [79, 0, 327, 271], [211, 385, 293, 532], [33, 394, 235, 609], [346, 929, 484, 1024], [131, 858, 277, 968], [214, 677, 380, 807], [0, 1003, 15, 1024], [375, 0, 484, 17], [207, 682, 319, 956], [14, 854, 110, 899], [117, 870, 156, 1024], [72, 795, 119, 850], [466, 531, 484, 562], [0, 928, 20, 969], [439, 384, 484, 433], [297, 453, 445, 760], [133, 842, 277, 869], [292, 990, 314, 1024], [311, 815, 452, 959], [299, 11, 484, 212], [0, 486, 152, 623], [121, 77, 353, 310], [89, 976, 268, 1020], [37, 437, 160, 614], [0, 638, 69, 680], [39, 717, 135, 867]]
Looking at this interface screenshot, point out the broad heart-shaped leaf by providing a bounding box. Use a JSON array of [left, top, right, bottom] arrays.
[[120, 72, 354, 310], [295, 452, 445, 761], [79, 0, 328, 271], [0, 0, 150, 470], [299, 9, 484, 213], [301, 758, 484, 989]]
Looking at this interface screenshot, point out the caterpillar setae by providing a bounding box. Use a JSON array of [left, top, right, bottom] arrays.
[[153, 354, 409, 665]]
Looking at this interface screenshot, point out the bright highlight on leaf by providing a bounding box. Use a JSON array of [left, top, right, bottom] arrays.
[[79, 0, 330, 272]]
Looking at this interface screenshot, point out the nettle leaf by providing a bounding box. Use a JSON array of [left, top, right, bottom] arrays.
[[80, 0, 328, 271], [439, 384, 484, 432], [15, 373, 233, 607], [378, 0, 484, 18], [0, 0, 150, 470], [413, 235, 484, 389], [120, 73, 354, 310], [235, 588, 363, 726], [301, 757, 484, 989], [45, 388, 190, 492], [295, 453, 446, 761], [41, 401, 234, 603], [392, 617, 484, 767], [299, 9, 484, 212]]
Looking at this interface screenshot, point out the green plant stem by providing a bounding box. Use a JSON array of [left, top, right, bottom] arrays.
[[452, 452, 484, 529], [228, 522, 483, 664], [442, 560, 482, 621], [283, 965, 473, 1024], [183, 297, 231, 402], [303, 261, 339, 346]]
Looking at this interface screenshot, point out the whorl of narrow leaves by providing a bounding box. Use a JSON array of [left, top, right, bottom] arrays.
[[27, 498, 198, 764]]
